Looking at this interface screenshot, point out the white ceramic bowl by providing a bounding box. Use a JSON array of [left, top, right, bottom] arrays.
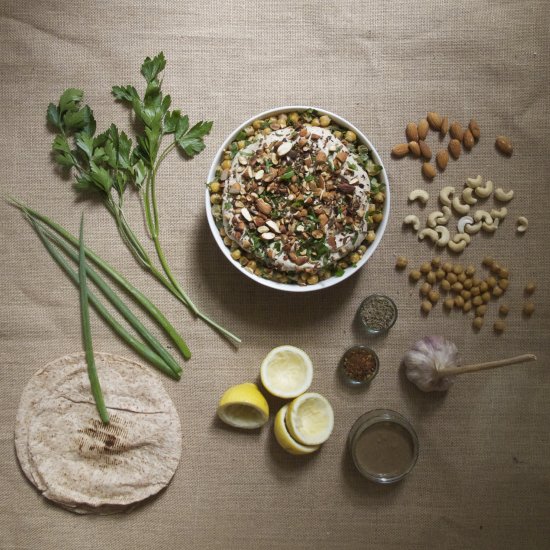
[[205, 106, 390, 293]]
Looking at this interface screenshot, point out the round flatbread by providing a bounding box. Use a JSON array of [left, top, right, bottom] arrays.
[[15, 352, 181, 514]]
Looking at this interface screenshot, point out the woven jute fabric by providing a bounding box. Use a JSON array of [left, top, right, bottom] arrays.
[[1, 1, 549, 548]]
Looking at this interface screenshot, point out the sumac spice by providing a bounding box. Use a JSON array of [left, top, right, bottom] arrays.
[[341, 346, 379, 383]]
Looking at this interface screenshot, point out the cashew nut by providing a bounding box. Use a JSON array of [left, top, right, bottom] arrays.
[[474, 210, 493, 224], [418, 228, 438, 243], [435, 225, 450, 247], [457, 216, 474, 234], [474, 179, 494, 198], [482, 218, 500, 233], [490, 207, 508, 220], [439, 186, 455, 207], [408, 189, 429, 204], [466, 175, 483, 188], [439, 206, 452, 224], [494, 187, 514, 202], [464, 221, 482, 234], [452, 195, 470, 215], [427, 211, 444, 228], [517, 216, 528, 233], [403, 214, 420, 231], [462, 187, 478, 205], [448, 233, 471, 252]]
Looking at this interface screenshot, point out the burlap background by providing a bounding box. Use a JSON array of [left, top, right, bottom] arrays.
[[1, 1, 549, 548]]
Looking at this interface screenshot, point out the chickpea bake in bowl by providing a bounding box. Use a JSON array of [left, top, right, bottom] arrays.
[[205, 107, 389, 292]]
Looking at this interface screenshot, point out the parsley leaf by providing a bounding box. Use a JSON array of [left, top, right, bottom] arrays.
[[176, 120, 213, 157]]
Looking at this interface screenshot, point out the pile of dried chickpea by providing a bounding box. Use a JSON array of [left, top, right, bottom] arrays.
[[396, 255, 535, 333]]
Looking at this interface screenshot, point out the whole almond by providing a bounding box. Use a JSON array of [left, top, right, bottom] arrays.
[[427, 111, 442, 130], [408, 141, 421, 158], [440, 116, 449, 136], [419, 140, 432, 160], [391, 143, 409, 158], [463, 129, 474, 150], [406, 122, 419, 142], [436, 149, 449, 171], [448, 138, 462, 159], [469, 119, 481, 140], [422, 162, 437, 180], [418, 118, 429, 140], [495, 135, 513, 156], [449, 121, 464, 141]]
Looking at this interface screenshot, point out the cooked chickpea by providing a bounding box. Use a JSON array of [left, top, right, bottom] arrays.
[[421, 300, 433, 313], [221, 159, 232, 170], [420, 282, 432, 296], [333, 130, 343, 139], [525, 282, 536, 295], [476, 305, 487, 316], [210, 193, 222, 205], [523, 301, 535, 316], [239, 256, 249, 266], [252, 119, 262, 129], [499, 304, 509, 316], [210, 181, 221, 193], [372, 212, 383, 223], [358, 245, 367, 254], [426, 271, 437, 284], [454, 296, 465, 308], [230, 249, 241, 261], [263, 127, 271, 135], [349, 252, 361, 264], [440, 279, 451, 292], [311, 117, 320, 126], [463, 301, 472, 313], [219, 228, 226, 237], [366, 231, 376, 243], [237, 140, 246, 150], [374, 192, 385, 203], [247, 261, 257, 271], [492, 286, 504, 297], [494, 320, 506, 333], [344, 130, 357, 142], [307, 274, 319, 285], [442, 262, 453, 273], [498, 279, 509, 290], [473, 317, 484, 330], [288, 112, 299, 123], [446, 272, 458, 284], [319, 115, 331, 127], [444, 297, 454, 310], [436, 268, 446, 281], [420, 262, 431, 274], [409, 269, 422, 282], [223, 236, 232, 246], [431, 256, 442, 268], [428, 289, 440, 303]]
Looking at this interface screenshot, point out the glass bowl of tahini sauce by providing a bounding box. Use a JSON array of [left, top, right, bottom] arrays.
[[347, 409, 419, 483]]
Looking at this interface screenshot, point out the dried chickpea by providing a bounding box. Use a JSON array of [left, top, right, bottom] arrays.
[[499, 304, 509, 316], [471, 286, 481, 297], [498, 279, 509, 290], [472, 277, 482, 287], [431, 256, 442, 268], [494, 320, 506, 333], [472, 295, 483, 306], [499, 267, 509, 279], [461, 290, 471, 300], [457, 272, 467, 283], [465, 265, 476, 277], [473, 317, 484, 330], [442, 262, 453, 273], [426, 271, 437, 284], [446, 272, 458, 284], [436, 268, 446, 281], [395, 256, 409, 269], [525, 282, 536, 295], [486, 276, 497, 288], [421, 300, 433, 313], [482, 256, 494, 267], [490, 262, 502, 274], [463, 301, 473, 313], [463, 278, 473, 290], [428, 289, 440, 303], [420, 262, 431, 274], [420, 282, 432, 296], [523, 301, 535, 316], [440, 279, 451, 292], [444, 297, 454, 310], [476, 305, 487, 316], [409, 270, 422, 282], [482, 291, 491, 303], [493, 286, 504, 297], [452, 282, 463, 293], [454, 295, 465, 308], [452, 264, 464, 275], [479, 281, 489, 293]]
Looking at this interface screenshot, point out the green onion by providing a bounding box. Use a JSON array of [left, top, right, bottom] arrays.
[[9, 198, 190, 360], [29, 217, 179, 380], [78, 215, 110, 424]]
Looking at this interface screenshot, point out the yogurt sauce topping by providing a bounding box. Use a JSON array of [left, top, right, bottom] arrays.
[[221, 125, 371, 272]]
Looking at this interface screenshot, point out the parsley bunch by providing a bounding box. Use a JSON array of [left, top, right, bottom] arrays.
[[47, 53, 239, 345]]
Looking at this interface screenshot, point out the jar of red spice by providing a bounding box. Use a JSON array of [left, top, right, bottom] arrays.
[[339, 345, 379, 386]]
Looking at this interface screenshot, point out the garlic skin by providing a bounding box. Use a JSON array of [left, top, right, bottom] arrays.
[[403, 336, 458, 392]]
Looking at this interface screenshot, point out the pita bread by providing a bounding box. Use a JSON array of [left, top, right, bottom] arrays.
[[15, 352, 182, 514]]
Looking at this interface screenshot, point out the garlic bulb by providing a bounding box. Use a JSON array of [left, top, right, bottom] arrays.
[[403, 336, 458, 392]]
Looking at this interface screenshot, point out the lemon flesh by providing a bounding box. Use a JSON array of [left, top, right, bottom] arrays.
[[286, 392, 334, 446], [217, 383, 269, 429], [260, 345, 313, 399], [274, 405, 320, 455]]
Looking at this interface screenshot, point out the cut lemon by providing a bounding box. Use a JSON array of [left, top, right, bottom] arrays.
[[274, 405, 320, 455], [260, 345, 313, 399], [217, 383, 269, 429], [286, 392, 334, 446]]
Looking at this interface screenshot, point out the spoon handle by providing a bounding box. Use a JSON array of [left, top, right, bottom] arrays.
[[439, 354, 537, 377]]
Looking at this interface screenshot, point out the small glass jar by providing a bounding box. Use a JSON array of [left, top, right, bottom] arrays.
[[339, 345, 379, 387], [357, 294, 398, 335], [348, 409, 419, 484]]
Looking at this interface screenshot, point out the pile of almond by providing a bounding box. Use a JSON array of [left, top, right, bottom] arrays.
[[391, 112, 481, 180]]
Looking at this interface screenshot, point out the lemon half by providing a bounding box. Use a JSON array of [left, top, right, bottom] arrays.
[[217, 383, 269, 429], [260, 345, 313, 399], [286, 392, 334, 446], [274, 405, 320, 455]]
